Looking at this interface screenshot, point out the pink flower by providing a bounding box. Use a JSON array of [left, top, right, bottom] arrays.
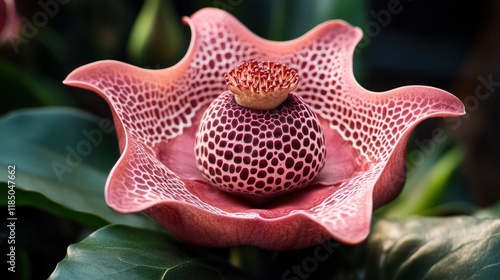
[[64, 8, 464, 250], [0, 0, 20, 45]]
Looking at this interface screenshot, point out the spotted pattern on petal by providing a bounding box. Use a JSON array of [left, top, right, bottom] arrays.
[[109, 135, 260, 219], [194, 92, 326, 202], [186, 10, 464, 166]]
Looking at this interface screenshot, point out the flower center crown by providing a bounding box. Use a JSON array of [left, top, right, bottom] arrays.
[[224, 60, 299, 110]]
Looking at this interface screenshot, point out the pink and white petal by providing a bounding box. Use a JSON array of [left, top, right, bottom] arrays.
[[299, 165, 382, 244], [0, 0, 20, 44], [301, 88, 464, 242], [186, 8, 364, 111], [65, 8, 466, 249], [168, 8, 369, 179], [145, 202, 333, 250], [105, 133, 334, 250], [369, 86, 465, 206], [64, 61, 198, 148]]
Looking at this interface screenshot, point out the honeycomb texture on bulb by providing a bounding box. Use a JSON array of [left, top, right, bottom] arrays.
[[195, 91, 326, 198]]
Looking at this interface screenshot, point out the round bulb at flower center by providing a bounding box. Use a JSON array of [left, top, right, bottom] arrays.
[[194, 61, 326, 206]]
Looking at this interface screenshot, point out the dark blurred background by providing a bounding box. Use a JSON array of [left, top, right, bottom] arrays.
[[1, 0, 499, 278]]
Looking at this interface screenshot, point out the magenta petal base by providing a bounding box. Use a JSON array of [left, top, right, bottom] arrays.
[[145, 204, 333, 250], [64, 8, 465, 250]]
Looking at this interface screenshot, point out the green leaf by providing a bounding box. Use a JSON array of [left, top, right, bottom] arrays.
[[0, 59, 75, 111], [267, 0, 367, 41], [475, 200, 500, 218], [0, 184, 108, 229], [127, 0, 186, 67], [0, 108, 160, 230], [377, 142, 463, 217], [49, 225, 253, 280], [353, 217, 500, 279]]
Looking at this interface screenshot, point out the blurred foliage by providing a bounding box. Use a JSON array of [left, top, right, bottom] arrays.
[[0, 109, 162, 231], [127, 0, 186, 67], [376, 138, 468, 218]]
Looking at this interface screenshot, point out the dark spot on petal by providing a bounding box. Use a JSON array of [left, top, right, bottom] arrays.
[[256, 181, 265, 189], [240, 168, 249, 180], [257, 170, 267, 178]]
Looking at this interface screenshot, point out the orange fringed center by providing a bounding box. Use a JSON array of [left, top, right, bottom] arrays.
[[224, 60, 299, 110]]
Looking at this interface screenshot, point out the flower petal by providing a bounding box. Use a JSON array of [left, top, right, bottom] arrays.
[[65, 8, 465, 249], [0, 0, 20, 44]]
